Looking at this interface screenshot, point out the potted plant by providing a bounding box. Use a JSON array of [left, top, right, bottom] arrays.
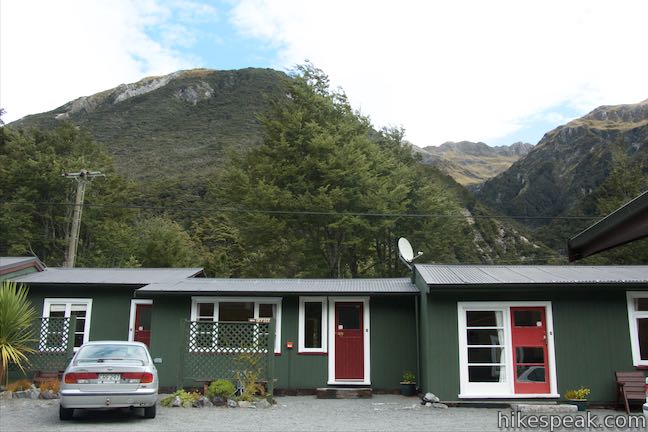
[[564, 386, 591, 411], [400, 371, 417, 396]]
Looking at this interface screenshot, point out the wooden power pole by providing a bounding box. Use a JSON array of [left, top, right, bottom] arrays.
[[62, 169, 105, 268]]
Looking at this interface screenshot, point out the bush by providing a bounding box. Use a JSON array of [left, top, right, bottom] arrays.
[[207, 379, 236, 399], [160, 389, 201, 408], [402, 371, 416, 384], [38, 379, 60, 393], [6, 379, 32, 392], [565, 387, 591, 400]]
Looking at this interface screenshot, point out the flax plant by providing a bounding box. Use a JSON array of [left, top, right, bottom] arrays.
[[0, 280, 37, 385]]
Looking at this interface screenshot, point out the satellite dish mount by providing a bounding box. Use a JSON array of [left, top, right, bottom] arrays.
[[398, 237, 423, 270]]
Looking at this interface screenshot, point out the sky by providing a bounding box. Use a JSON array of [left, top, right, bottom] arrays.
[[2, 0, 648, 147]]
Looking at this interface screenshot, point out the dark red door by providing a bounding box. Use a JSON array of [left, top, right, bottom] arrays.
[[510, 307, 550, 394], [335, 302, 364, 380], [134, 304, 152, 347]]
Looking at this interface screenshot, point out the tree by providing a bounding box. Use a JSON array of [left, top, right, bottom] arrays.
[[134, 216, 201, 267], [0, 124, 138, 266], [0, 281, 37, 385], [215, 64, 419, 277]]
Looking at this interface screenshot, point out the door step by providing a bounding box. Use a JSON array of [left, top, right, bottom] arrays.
[[316, 387, 373, 399]]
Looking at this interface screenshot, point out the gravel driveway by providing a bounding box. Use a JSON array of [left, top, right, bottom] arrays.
[[0, 395, 641, 431]]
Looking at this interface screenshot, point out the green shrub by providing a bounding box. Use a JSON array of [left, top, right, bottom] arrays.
[[160, 389, 201, 407], [402, 371, 416, 384], [207, 379, 236, 399]]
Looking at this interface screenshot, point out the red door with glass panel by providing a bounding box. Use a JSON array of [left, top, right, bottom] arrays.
[[511, 307, 550, 394], [134, 304, 152, 347], [335, 302, 364, 380]]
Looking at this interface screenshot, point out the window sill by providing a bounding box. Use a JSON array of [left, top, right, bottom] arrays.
[[297, 351, 328, 356]]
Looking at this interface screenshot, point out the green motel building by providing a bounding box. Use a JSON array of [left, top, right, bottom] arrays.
[[3, 256, 647, 404]]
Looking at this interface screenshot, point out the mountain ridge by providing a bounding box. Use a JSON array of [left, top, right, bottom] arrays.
[[10, 68, 290, 180], [478, 98, 648, 223], [418, 140, 533, 186]]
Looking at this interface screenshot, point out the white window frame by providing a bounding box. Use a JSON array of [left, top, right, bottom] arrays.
[[626, 291, 648, 367], [128, 299, 153, 342], [190, 297, 282, 354], [457, 301, 558, 399], [298, 297, 328, 353], [42, 298, 93, 352], [327, 297, 371, 386]]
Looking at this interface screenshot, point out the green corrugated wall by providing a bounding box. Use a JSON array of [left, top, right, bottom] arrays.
[[146, 294, 418, 390], [419, 286, 644, 403]]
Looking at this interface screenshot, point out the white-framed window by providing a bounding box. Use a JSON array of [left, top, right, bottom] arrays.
[[190, 297, 282, 354], [457, 301, 558, 398], [42, 299, 92, 351], [298, 297, 327, 353], [626, 291, 648, 367]]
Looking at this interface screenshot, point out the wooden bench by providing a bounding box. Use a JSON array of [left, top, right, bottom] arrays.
[[615, 371, 646, 414]]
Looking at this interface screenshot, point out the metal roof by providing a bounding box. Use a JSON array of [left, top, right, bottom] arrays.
[[416, 264, 648, 286], [13, 267, 204, 285], [0, 256, 46, 276], [1, 256, 44, 269], [137, 278, 417, 294], [568, 190, 648, 261]]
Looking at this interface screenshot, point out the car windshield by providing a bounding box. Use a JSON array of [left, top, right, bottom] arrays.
[[76, 344, 148, 364]]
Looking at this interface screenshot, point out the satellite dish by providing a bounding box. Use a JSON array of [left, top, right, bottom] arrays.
[[398, 237, 414, 262], [398, 237, 424, 270]]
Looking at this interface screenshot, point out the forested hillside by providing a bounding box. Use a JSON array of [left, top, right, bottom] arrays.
[[1, 65, 557, 275], [477, 99, 648, 262], [11, 68, 289, 181]]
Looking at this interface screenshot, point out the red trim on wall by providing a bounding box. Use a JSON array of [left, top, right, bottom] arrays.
[[297, 352, 328, 356], [0, 259, 45, 275]]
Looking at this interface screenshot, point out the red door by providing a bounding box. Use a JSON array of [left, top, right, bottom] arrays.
[[335, 302, 364, 380], [510, 307, 550, 394], [134, 304, 152, 347]]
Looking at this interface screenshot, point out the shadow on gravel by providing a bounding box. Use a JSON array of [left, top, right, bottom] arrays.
[[68, 408, 149, 424]]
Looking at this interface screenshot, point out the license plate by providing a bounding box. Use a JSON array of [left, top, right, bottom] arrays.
[[98, 373, 121, 383]]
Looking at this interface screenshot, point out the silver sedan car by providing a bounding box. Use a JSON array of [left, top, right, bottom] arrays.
[[59, 341, 158, 420]]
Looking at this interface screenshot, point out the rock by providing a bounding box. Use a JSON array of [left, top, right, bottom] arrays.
[[238, 400, 254, 408], [192, 396, 213, 408], [227, 399, 238, 408], [40, 390, 59, 400], [211, 396, 227, 407], [423, 392, 440, 403], [14, 390, 29, 399], [171, 396, 182, 407], [255, 399, 272, 409], [432, 403, 448, 409], [0, 391, 13, 400], [425, 402, 432, 407]]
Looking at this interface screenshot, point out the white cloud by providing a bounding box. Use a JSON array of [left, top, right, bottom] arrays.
[[230, 0, 648, 146], [0, 0, 200, 122]]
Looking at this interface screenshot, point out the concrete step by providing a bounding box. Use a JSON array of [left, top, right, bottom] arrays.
[[512, 403, 577, 413], [316, 387, 373, 399]]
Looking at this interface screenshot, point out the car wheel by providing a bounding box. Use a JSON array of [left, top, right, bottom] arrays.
[[143, 404, 156, 419], [59, 405, 74, 421]]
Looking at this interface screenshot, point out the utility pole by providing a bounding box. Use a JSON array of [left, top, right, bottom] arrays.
[[62, 169, 105, 268]]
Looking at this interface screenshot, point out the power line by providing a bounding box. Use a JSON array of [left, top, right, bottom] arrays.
[[0, 200, 605, 221]]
